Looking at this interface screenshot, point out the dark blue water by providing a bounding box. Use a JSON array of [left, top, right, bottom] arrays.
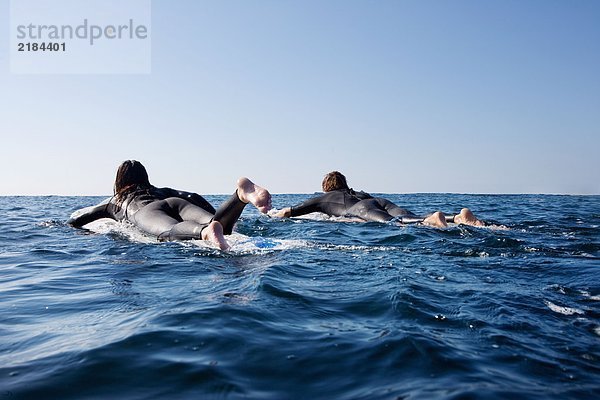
[[1, 194, 599, 399]]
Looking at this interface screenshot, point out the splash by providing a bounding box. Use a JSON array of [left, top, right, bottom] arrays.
[[83, 219, 308, 254], [544, 300, 584, 316], [84, 219, 156, 243], [190, 233, 309, 254]]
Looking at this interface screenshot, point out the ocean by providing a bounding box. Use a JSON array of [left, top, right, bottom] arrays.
[[1, 194, 599, 399]]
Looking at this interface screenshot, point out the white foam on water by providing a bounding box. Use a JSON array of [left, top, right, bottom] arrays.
[[544, 300, 584, 316], [292, 212, 365, 223], [80, 218, 439, 255], [472, 223, 510, 231], [83, 220, 309, 255], [84, 219, 156, 244], [297, 213, 510, 230], [315, 243, 400, 252], [190, 233, 310, 254], [525, 247, 541, 253], [580, 290, 600, 301]]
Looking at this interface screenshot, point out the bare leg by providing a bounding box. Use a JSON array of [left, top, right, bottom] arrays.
[[422, 211, 448, 228], [237, 177, 272, 213], [453, 208, 485, 227], [201, 221, 229, 250]]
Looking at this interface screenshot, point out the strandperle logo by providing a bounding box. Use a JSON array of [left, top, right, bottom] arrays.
[[10, 0, 151, 74], [15, 19, 149, 46]]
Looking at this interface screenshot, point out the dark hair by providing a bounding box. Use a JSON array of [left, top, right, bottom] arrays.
[[114, 160, 152, 204], [322, 171, 349, 192]]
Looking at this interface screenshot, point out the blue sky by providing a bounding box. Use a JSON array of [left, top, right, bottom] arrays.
[[1, 0, 599, 195]]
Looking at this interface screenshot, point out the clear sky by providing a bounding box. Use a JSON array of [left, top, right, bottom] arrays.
[[1, 0, 599, 195]]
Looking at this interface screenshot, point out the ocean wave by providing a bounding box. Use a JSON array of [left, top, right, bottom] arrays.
[[544, 300, 585, 316], [2, 194, 600, 399]]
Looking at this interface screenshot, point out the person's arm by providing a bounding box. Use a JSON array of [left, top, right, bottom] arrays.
[[268, 195, 325, 218], [67, 203, 113, 228], [162, 188, 216, 214], [289, 193, 330, 217]]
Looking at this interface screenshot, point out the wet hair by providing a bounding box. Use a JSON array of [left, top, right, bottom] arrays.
[[322, 171, 349, 192], [113, 160, 152, 205]]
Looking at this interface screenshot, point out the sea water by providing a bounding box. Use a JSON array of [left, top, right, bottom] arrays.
[[1, 194, 599, 399]]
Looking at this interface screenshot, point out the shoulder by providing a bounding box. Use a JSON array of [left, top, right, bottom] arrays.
[[351, 189, 373, 199]]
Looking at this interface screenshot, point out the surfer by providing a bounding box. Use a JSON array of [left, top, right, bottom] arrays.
[[67, 160, 272, 250], [269, 171, 485, 228]]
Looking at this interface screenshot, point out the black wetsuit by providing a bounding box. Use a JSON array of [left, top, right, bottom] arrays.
[[290, 189, 421, 223], [67, 186, 248, 240]]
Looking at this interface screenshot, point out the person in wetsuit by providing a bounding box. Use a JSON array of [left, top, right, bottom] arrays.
[[68, 160, 272, 250], [269, 171, 484, 228]]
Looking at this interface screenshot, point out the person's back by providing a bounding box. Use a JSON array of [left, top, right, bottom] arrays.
[[119, 186, 216, 220], [289, 188, 373, 217]]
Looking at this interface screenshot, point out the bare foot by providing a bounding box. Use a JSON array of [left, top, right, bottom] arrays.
[[422, 211, 448, 228], [201, 221, 230, 250], [453, 208, 485, 227], [237, 177, 272, 213]]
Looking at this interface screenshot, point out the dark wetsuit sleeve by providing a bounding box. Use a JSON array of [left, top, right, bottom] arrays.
[[289, 195, 327, 217], [163, 188, 216, 214], [67, 203, 116, 228], [289, 191, 352, 217]]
